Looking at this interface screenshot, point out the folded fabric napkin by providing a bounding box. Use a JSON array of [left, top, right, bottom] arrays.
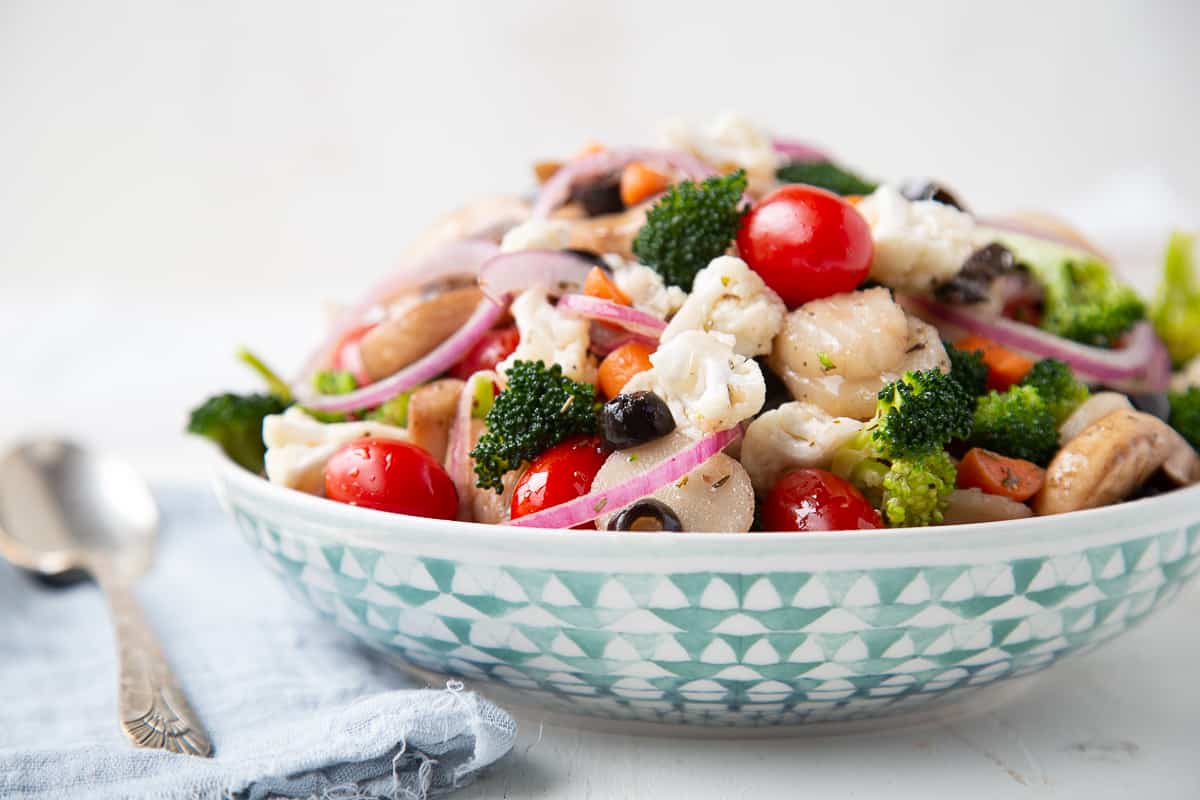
[[0, 488, 516, 799]]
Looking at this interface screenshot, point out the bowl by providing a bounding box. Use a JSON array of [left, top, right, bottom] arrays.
[[211, 453, 1200, 731]]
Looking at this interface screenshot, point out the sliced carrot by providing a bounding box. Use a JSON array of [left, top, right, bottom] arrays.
[[844, 195, 863, 206], [533, 160, 562, 184], [598, 341, 654, 398], [620, 162, 670, 207], [957, 448, 1045, 502], [583, 266, 631, 306], [574, 140, 605, 158], [955, 335, 1035, 391]]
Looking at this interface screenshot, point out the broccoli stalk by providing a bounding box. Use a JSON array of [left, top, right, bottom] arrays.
[[775, 161, 877, 196], [1152, 231, 1200, 367], [1019, 358, 1089, 425], [1169, 387, 1200, 452], [187, 347, 293, 472], [470, 361, 601, 492], [831, 369, 974, 527], [969, 386, 1059, 465], [632, 170, 748, 291]]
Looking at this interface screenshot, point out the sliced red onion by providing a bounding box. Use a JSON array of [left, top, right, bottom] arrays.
[[446, 370, 497, 519], [771, 137, 830, 164], [478, 249, 596, 303], [531, 147, 716, 219], [557, 294, 666, 340], [588, 323, 658, 356], [905, 296, 1170, 390], [296, 298, 506, 413], [977, 217, 1107, 260], [296, 238, 499, 382], [508, 427, 742, 529]]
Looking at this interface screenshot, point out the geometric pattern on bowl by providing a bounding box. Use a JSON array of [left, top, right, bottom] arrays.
[[228, 501, 1200, 728]]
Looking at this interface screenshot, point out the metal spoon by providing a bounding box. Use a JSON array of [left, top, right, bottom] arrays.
[[0, 440, 212, 757]]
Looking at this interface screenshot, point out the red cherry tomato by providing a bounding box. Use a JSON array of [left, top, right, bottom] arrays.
[[330, 322, 376, 372], [511, 435, 608, 525], [762, 468, 883, 532], [449, 327, 520, 380], [736, 185, 874, 307], [324, 438, 457, 519]]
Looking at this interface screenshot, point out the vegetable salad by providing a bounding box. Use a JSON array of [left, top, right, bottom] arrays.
[[190, 113, 1200, 532]]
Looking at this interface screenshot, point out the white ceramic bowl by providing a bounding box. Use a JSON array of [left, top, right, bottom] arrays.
[[211, 453, 1200, 730]]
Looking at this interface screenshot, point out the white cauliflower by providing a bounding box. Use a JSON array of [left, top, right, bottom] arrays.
[[623, 330, 765, 433], [608, 256, 687, 320], [498, 287, 595, 384], [659, 111, 780, 195], [740, 402, 865, 493], [499, 218, 570, 252], [661, 255, 786, 357], [1171, 355, 1200, 393], [263, 407, 409, 495], [856, 184, 985, 294]]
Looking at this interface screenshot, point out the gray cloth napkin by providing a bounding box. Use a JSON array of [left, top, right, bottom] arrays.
[[0, 488, 516, 799]]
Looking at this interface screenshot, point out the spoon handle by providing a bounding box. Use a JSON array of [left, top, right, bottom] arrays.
[[95, 568, 213, 757]]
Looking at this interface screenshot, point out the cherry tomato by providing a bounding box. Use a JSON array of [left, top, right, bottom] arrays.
[[330, 322, 376, 372], [511, 435, 608, 524], [736, 185, 874, 308], [762, 468, 883, 532], [449, 327, 520, 380], [324, 438, 457, 519]]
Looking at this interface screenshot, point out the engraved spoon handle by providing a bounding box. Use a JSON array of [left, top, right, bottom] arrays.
[[94, 566, 213, 756]]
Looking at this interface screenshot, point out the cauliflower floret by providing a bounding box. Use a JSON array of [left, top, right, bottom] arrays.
[[498, 287, 595, 384], [659, 111, 780, 195], [1172, 355, 1200, 393], [856, 184, 985, 294], [499, 218, 570, 252], [263, 407, 409, 494], [740, 402, 865, 493], [661, 255, 786, 357], [623, 330, 765, 433], [608, 256, 687, 320]]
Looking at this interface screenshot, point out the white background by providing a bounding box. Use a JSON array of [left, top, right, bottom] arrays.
[[3, 2, 1199, 797]]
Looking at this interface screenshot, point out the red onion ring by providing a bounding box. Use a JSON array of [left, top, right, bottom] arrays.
[[296, 238, 499, 383], [478, 250, 596, 303], [588, 323, 658, 356], [531, 148, 716, 219], [977, 217, 1107, 260], [507, 427, 742, 529], [904, 296, 1170, 391], [771, 137, 830, 164], [446, 370, 497, 520], [556, 294, 666, 339], [296, 298, 507, 413]]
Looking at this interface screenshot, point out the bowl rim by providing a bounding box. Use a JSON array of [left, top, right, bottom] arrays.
[[210, 446, 1200, 551]]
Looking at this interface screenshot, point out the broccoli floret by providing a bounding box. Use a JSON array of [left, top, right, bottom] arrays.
[[970, 386, 1059, 465], [187, 393, 288, 473], [830, 370, 969, 527], [366, 392, 410, 427], [313, 369, 357, 395], [1152, 231, 1200, 367], [632, 170, 748, 291], [470, 361, 600, 492], [882, 451, 958, 527], [1040, 258, 1145, 346], [1169, 387, 1200, 452], [1020, 358, 1090, 425], [945, 341, 989, 398], [775, 161, 877, 196], [873, 369, 974, 459]]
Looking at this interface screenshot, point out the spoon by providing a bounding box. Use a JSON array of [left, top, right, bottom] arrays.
[[0, 440, 212, 757]]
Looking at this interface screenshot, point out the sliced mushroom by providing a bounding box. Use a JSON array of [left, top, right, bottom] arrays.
[[406, 379, 465, 464], [1058, 392, 1133, 444], [460, 419, 518, 524], [562, 202, 651, 260], [1034, 409, 1200, 515], [401, 194, 530, 263], [940, 489, 1034, 525], [359, 286, 485, 381]]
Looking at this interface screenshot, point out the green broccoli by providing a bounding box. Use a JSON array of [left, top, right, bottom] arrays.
[[1019, 358, 1090, 425], [945, 341, 989, 398], [313, 369, 357, 396], [366, 392, 411, 427], [237, 347, 293, 402], [775, 161, 877, 196], [969, 386, 1059, 465], [873, 369, 974, 459], [470, 361, 600, 492], [1152, 231, 1200, 367], [1168, 387, 1200, 452], [187, 393, 288, 473], [632, 170, 748, 291], [831, 370, 970, 526]]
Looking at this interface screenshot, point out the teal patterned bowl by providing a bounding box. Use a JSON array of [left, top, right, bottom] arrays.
[[212, 454, 1200, 730]]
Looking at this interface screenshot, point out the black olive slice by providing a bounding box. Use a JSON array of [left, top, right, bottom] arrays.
[[609, 499, 684, 532], [899, 179, 967, 212], [600, 391, 676, 450]]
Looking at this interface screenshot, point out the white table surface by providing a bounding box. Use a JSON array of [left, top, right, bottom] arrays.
[[3, 285, 1198, 800]]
